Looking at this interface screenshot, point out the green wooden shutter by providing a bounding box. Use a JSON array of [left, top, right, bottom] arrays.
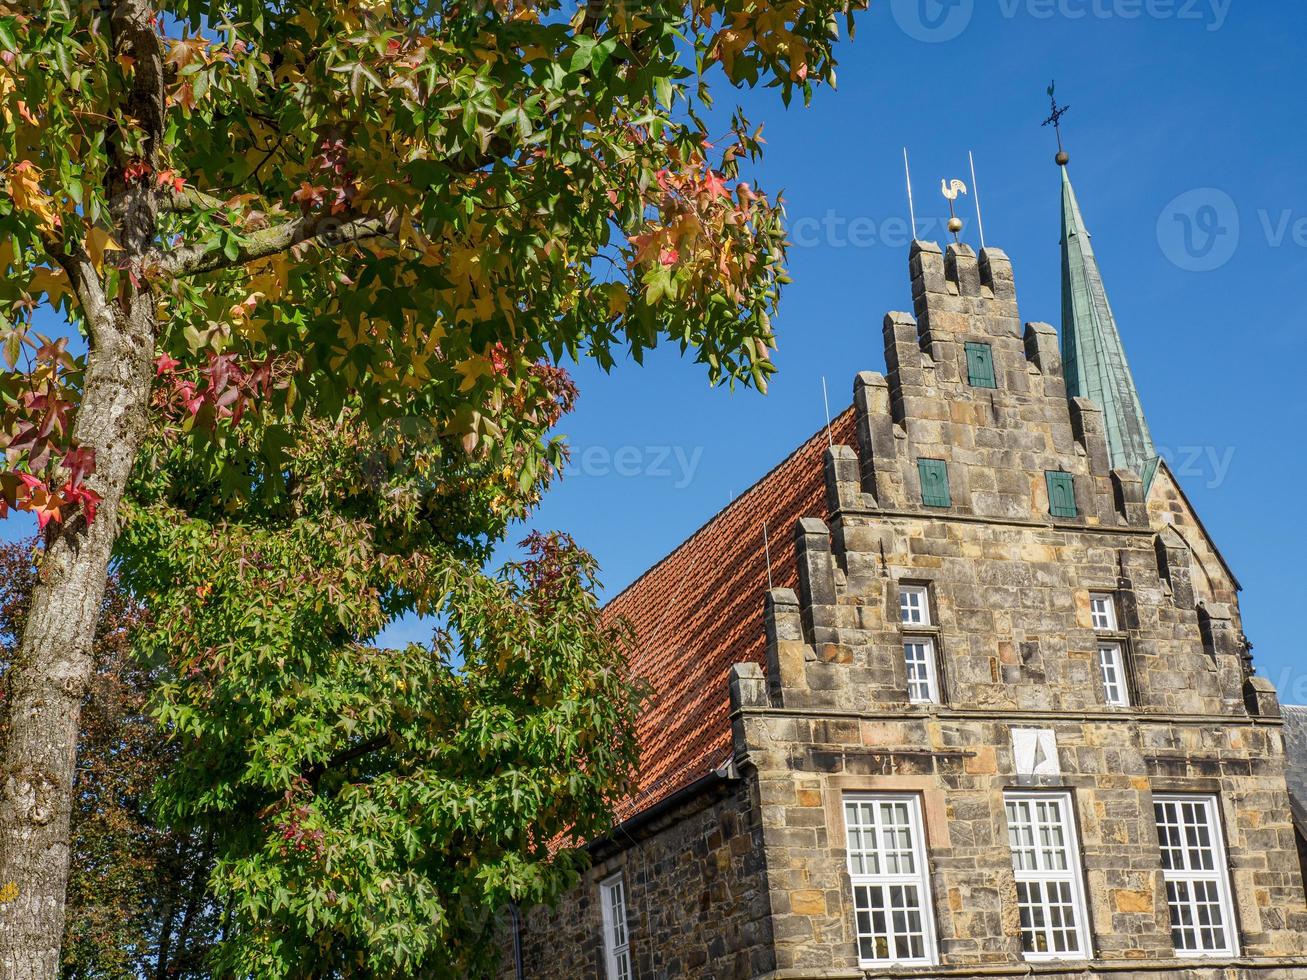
[[965, 342, 996, 389], [1046, 471, 1077, 518], [918, 459, 951, 508]]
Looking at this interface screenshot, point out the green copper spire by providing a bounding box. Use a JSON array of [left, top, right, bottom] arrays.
[[1059, 163, 1159, 486]]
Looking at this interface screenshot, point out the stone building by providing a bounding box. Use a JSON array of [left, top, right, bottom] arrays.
[[502, 160, 1307, 979]]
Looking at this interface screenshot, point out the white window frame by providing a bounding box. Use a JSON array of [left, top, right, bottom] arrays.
[[1153, 795, 1239, 958], [1089, 592, 1118, 631], [899, 585, 932, 626], [1097, 642, 1131, 707], [599, 872, 631, 980], [903, 637, 940, 704], [1003, 792, 1093, 962], [842, 793, 938, 968]]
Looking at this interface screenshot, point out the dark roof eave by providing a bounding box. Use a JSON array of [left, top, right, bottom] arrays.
[[584, 766, 735, 859]]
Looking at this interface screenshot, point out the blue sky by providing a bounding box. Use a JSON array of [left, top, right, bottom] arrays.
[[9, 3, 1305, 698]]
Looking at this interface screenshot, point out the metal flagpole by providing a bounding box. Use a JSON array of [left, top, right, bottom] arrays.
[[969, 150, 986, 249], [903, 147, 918, 240], [821, 376, 832, 448]]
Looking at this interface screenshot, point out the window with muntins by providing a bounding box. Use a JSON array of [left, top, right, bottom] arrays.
[[1046, 471, 1077, 518], [1154, 796, 1238, 957], [903, 639, 940, 704], [899, 586, 931, 626], [1098, 643, 1130, 707], [843, 795, 937, 967], [918, 459, 951, 508], [599, 873, 631, 980], [965, 342, 997, 388], [1004, 793, 1092, 961], [1089, 593, 1117, 631]]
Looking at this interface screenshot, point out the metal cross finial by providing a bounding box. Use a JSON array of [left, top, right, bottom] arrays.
[[1043, 81, 1071, 165]]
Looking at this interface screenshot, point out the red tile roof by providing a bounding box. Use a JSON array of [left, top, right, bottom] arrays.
[[605, 408, 857, 819]]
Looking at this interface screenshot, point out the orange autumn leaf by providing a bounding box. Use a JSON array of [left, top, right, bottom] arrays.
[[7, 161, 60, 232]]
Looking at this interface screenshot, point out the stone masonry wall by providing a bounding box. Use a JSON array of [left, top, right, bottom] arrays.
[[732, 240, 1307, 978], [504, 777, 774, 980]]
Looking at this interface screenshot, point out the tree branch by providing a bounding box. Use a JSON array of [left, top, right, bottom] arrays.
[[303, 733, 391, 791], [156, 211, 395, 278], [48, 244, 116, 351], [110, 183, 231, 221]]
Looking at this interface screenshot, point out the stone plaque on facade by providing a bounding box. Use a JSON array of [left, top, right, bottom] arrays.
[[1012, 728, 1061, 779]]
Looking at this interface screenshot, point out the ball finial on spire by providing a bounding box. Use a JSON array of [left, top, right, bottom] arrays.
[[1043, 81, 1071, 166]]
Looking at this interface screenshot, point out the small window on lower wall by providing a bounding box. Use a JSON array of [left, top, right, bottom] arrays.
[[842, 794, 938, 967], [903, 638, 940, 704], [1097, 643, 1131, 707], [1004, 793, 1093, 961], [599, 873, 631, 980], [1046, 471, 1078, 518], [1154, 796, 1239, 957]]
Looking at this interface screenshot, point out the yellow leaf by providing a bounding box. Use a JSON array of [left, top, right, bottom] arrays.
[[604, 283, 629, 318], [28, 267, 70, 305], [84, 226, 122, 272], [7, 161, 60, 233], [455, 355, 493, 392]]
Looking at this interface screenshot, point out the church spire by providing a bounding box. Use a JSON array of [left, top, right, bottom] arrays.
[[1046, 85, 1158, 486]]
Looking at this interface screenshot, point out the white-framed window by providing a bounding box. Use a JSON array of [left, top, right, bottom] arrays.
[[1090, 593, 1118, 631], [843, 794, 938, 967], [599, 872, 631, 980], [899, 585, 931, 626], [1098, 643, 1130, 707], [903, 638, 940, 704], [1154, 796, 1239, 957], [1004, 793, 1092, 961]]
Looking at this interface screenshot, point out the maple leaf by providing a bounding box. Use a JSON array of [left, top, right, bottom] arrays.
[[16, 473, 62, 529], [60, 481, 101, 525], [27, 267, 70, 305], [700, 170, 730, 200], [122, 159, 152, 184], [165, 36, 210, 70], [291, 182, 327, 212], [61, 447, 96, 486], [85, 226, 123, 272], [155, 169, 186, 193], [7, 161, 60, 232], [155, 353, 181, 376]]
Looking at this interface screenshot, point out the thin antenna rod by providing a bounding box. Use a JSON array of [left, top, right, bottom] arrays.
[[763, 520, 774, 590], [821, 376, 833, 448], [969, 150, 986, 250], [903, 147, 918, 240]]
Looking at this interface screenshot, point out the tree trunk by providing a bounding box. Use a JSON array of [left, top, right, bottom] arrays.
[[0, 301, 156, 978], [0, 1, 162, 973]]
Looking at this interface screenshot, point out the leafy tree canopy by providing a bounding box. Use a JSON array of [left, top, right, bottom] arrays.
[[0, 0, 864, 973], [0, 0, 862, 524], [120, 400, 648, 977]]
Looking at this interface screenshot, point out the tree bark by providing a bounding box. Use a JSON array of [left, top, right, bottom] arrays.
[[0, 2, 162, 974], [0, 304, 156, 979]]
